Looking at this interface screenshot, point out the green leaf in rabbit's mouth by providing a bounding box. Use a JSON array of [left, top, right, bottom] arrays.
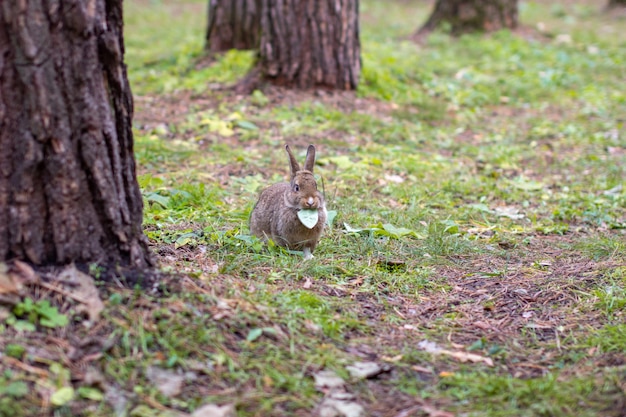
[[297, 209, 319, 229]]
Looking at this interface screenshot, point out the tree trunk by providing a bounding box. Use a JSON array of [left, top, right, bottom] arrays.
[[416, 0, 518, 37], [0, 0, 154, 270], [206, 0, 262, 52], [607, 0, 626, 8], [253, 0, 361, 90]]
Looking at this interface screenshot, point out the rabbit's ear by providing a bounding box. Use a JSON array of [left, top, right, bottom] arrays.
[[304, 145, 316, 172], [285, 145, 300, 176]]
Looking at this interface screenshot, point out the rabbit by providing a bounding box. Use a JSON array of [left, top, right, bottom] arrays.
[[250, 144, 327, 260]]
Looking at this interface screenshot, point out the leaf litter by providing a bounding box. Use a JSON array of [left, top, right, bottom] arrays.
[[313, 369, 365, 417]]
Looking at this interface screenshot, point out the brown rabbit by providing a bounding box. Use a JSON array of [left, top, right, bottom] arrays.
[[250, 144, 327, 259]]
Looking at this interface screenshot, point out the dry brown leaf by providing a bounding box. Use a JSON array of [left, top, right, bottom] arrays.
[[411, 365, 434, 374], [348, 276, 364, 286], [0, 263, 21, 295], [382, 354, 403, 362], [472, 321, 492, 330], [57, 265, 104, 322], [12, 260, 39, 284], [146, 366, 185, 397]]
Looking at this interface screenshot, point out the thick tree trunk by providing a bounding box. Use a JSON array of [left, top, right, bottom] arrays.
[[253, 0, 361, 90], [0, 1, 154, 269], [416, 0, 518, 37], [205, 0, 261, 52], [607, 0, 626, 8]]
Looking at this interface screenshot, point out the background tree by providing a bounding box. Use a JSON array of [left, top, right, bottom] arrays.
[[249, 0, 361, 90], [607, 0, 626, 9], [415, 0, 518, 37], [0, 0, 153, 270], [206, 0, 262, 52]]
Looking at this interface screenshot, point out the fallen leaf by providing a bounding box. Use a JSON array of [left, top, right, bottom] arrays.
[[421, 404, 455, 417], [555, 33, 572, 44], [77, 386, 104, 401], [493, 206, 525, 220], [326, 210, 338, 227], [345, 362, 385, 380], [146, 366, 185, 397], [318, 391, 364, 417], [235, 120, 258, 131], [0, 306, 10, 321], [50, 386, 75, 406], [12, 260, 39, 283], [411, 365, 433, 374], [305, 320, 322, 333], [130, 404, 180, 417], [192, 403, 235, 417], [382, 354, 403, 362], [384, 173, 405, 183], [418, 340, 494, 367], [347, 276, 364, 286], [525, 322, 552, 329], [246, 328, 263, 342], [57, 265, 104, 322], [105, 385, 131, 417], [313, 370, 345, 390], [0, 263, 21, 295], [343, 222, 425, 239], [472, 321, 492, 330]]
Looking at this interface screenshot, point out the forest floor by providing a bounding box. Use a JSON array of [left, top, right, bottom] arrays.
[[1, 1, 626, 416]]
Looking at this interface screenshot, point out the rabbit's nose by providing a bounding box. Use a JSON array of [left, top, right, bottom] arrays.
[[307, 197, 314, 206]]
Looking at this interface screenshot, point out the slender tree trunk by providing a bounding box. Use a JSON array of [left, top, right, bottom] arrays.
[[205, 0, 261, 52], [415, 0, 518, 37], [0, 0, 153, 269], [253, 0, 361, 90]]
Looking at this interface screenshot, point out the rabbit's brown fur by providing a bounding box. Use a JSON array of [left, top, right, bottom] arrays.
[[250, 144, 326, 259]]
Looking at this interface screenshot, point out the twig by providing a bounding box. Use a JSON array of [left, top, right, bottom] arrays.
[[2, 356, 50, 378], [34, 281, 89, 304]]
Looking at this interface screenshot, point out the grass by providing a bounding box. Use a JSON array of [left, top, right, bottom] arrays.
[[2, 0, 626, 416]]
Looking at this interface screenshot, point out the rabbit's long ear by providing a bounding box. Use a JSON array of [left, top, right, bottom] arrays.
[[304, 145, 316, 172], [285, 145, 300, 176]]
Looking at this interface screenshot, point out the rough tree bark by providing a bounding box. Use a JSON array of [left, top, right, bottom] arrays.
[[415, 0, 518, 37], [252, 0, 361, 90], [0, 0, 154, 270], [205, 0, 261, 52]]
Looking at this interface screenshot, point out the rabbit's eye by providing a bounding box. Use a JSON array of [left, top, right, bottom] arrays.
[[293, 184, 300, 192]]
